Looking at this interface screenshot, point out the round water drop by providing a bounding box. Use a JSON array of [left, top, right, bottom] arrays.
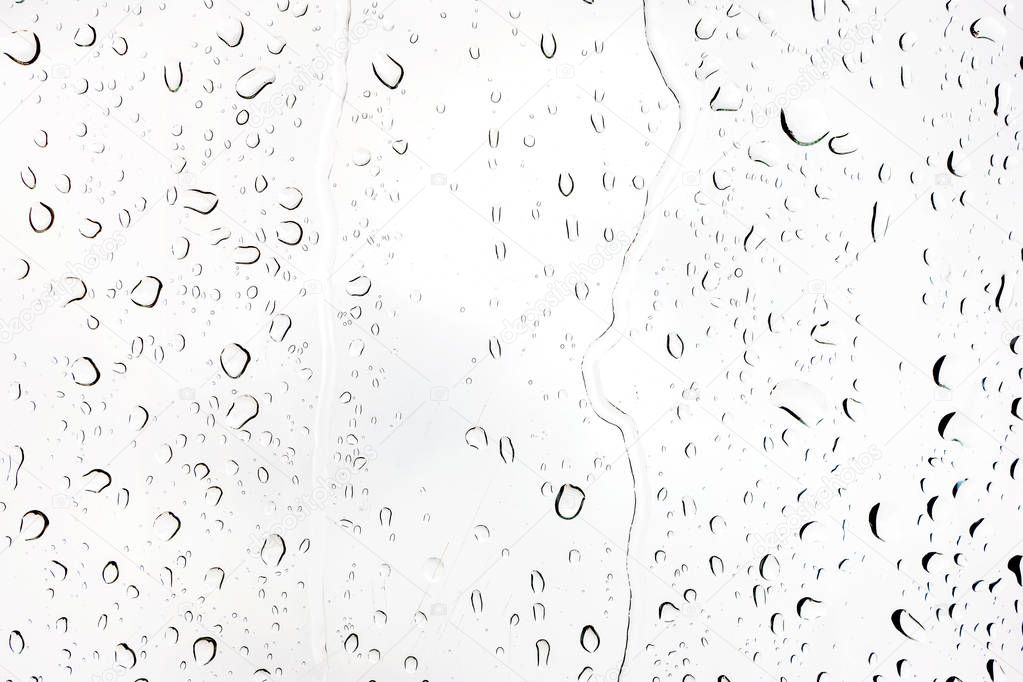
[[423, 557, 444, 583], [19, 510, 48, 540], [372, 53, 404, 89], [666, 333, 685, 359], [28, 202, 55, 233], [3, 31, 40, 65], [346, 275, 372, 296], [780, 100, 829, 146], [225, 395, 260, 429], [153, 511, 181, 541], [970, 17, 1005, 42], [9, 630, 24, 654], [269, 314, 292, 342], [130, 276, 163, 308], [71, 357, 100, 386], [539, 33, 557, 58], [465, 426, 488, 450], [580, 625, 600, 652], [236, 66, 276, 99], [555, 484, 585, 520], [658, 601, 680, 622], [217, 18, 244, 47], [353, 148, 371, 166], [261, 533, 286, 566], [193, 636, 217, 665], [220, 343, 251, 379]]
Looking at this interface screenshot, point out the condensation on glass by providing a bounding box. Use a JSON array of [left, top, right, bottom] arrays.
[[0, 1, 1020, 681]]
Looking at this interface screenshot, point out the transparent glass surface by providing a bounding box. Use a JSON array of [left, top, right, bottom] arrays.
[[0, 1, 1021, 681]]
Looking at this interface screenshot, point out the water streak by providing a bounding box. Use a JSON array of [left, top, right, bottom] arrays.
[[311, 1, 354, 677], [580, 1, 695, 678]]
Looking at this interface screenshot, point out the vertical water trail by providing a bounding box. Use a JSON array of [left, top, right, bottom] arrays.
[[579, 1, 694, 679], [311, 1, 353, 677]]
